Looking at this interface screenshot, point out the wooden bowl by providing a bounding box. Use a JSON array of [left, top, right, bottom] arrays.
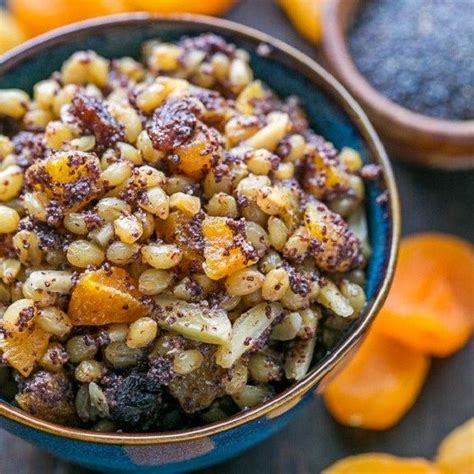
[[321, 0, 474, 169]]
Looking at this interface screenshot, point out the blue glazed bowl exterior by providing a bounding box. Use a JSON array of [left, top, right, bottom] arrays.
[[1, 395, 314, 473], [0, 14, 400, 473]]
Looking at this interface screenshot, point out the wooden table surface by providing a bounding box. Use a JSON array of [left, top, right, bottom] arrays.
[[1, 0, 473, 472]]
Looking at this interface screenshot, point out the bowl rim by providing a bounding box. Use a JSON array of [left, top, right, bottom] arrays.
[[0, 12, 401, 445], [321, 0, 474, 145]]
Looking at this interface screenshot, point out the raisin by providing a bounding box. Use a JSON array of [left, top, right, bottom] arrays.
[[102, 370, 163, 431], [71, 93, 124, 148], [146, 98, 202, 152], [168, 344, 226, 414]]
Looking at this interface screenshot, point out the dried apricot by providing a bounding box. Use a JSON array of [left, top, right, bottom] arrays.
[[374, 234, 474, 357], [26, 151, 103, 212], [173, 125, 223, 180], [278, 0, 326, 45], [0, 8, 26, 53], [202, 216, 257, 280], [323, 329, 430, 430], [0, 299, 50, 377], [68, 267, 149, 326], [323, 453, 439, 474], [126, 0, 235, 15], [304, 150, 350, 200], [304, 201, 360, 272], [156, 210, 204, 273], [436, 418, 474, 474], [9, 0, 128, 37]]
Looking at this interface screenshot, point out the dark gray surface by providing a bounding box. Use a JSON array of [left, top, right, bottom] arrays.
[[1, 0, 473, 472]]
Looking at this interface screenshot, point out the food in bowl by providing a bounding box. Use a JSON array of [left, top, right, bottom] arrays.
[[0, 33, 374, 432]]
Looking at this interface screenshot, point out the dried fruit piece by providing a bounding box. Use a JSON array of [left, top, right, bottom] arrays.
[[304, 201, 360, 272], [26, 150, 103, 212], [71, 94, 124, 148], [127, 0, 235, 15], [9, 0, 128, 37], [146, 98, 200, 152], [322, 453, 439, 474], [173, 125, 223, 180], [202, 216, 258, 280], [278, 0, 326, 45], [323, 329, 430, 430], [168, 345, 226, 413], [102, 370, 163, 432], [0, 299, 50, 377], [303, 148, 350, 200], [0, 8, 26, 54], [68, 267, 149, 326], [374, 234, 474, 356], [156, 210, 204, 273], [436, 418, 474, 474]]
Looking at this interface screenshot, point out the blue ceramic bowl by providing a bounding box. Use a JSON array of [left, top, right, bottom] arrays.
[[0, 14, 400, 473]]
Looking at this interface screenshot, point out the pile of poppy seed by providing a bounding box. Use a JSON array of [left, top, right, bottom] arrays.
[[349, 0, 473, 121]]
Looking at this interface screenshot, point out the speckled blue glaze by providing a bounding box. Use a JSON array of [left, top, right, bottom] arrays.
[[0, 17, 396, 473]]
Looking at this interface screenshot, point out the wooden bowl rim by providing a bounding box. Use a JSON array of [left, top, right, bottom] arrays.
[[0, 12, 400, 445], [322, 0, 474, 142]]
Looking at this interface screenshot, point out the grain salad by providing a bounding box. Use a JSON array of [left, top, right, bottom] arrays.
[[0, 34, 375, 432]]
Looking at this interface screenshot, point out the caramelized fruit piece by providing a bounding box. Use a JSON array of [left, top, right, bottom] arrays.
[[323, 453, 439, 474], [173, 125, 223, 180], [436, 418, 474, 474], [202, 216, 257, 280], [0, 299, 50, 377], [68, 267, 149, 326], [374, 234, 474, 357], [156, 210, 204, 273], [146, 98, 199, 152], [26, 151, 103, 212], [71, 94, 125, 148], [323, 329, 430, 430], [304, 201, 360, 272]]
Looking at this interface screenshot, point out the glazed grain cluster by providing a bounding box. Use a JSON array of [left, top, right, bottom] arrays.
[[0, 34, 372, 432]]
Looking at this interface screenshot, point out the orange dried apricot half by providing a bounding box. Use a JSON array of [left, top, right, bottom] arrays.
[[26, 151, 103, 212], [127, 0, 235, 15], [68, 266, 149, 326], [323, 453, 439, 474], [436, 418, 474, 474], [323, 329, 430, 430], [0, 8, 26, 53], [374, 233, 474, 357], [0, 299, 50, 377], [173, 126, 223, 180], [202, 216, 257, 280], [9, 0, 128, 37], [278, 0, 326, 45]]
